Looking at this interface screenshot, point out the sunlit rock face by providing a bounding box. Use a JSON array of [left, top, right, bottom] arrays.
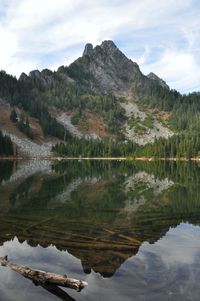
[[68, 40, 170, 98], [68, 40, 143, 96]]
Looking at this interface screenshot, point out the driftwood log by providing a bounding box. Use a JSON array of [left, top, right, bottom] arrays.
[[0, 256, 88, 292]]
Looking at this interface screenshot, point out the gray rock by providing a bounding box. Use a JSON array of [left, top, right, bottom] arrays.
[[57, 65, 66, 73], [19, 72, 28, 81], [67, 40, 171, 99], [41, 68, 53, 76], [82, 43, 93, 56], [70, 40, 142, 96], [147, 72, 169, 89], [29, 70, 41, 79]]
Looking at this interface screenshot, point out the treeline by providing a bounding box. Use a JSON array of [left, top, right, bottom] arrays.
[[52, 131, 200, 159], [29, 71, 126, 136], [0, 71, 69, 140], [170, 92, 200, 132], [0, 69, 126, 139], [52, 137, 137, 157], [137, 80, 180, 112], [69, 94, 125, 135], [137, 132, 200, 159], [0, 161, 13, 184], [0, 130, 13, 156], [135, 82, 200, 158], [136, 80, 200, 133], [10, 110, 34, 140]]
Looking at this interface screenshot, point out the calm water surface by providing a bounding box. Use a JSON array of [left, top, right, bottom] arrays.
[[0, 160, 200, 301]]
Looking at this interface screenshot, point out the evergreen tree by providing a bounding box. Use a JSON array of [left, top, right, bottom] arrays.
[[0, 130, 13, 156], [10, 109, 18, 123]]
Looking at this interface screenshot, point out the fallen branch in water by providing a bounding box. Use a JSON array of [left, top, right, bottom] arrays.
[[0, 256, 88, 292]]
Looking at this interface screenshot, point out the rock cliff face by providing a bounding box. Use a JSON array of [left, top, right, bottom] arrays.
[[147, 72, 169, 89], [66, 40, 172, 100], [68, 40, 146, 96], [19, 40, 170, 99]]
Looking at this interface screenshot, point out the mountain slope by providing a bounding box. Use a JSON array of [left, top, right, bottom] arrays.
[[0, 40, 199, 157], [67, 40, 173, 98], [67, 40, 143, 96], [19, 41, 173, 140]]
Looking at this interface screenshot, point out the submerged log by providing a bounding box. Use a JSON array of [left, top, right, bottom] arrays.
[[0, 256, 88, 292]]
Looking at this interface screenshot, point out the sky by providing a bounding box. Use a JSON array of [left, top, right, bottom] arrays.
[[0, 0, 200, 93]]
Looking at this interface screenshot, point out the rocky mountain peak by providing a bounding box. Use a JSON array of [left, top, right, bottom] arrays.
[[68, 40, 143, 96], [98, 40, 135, 66], [82, 40, 118, 57], [100, 40, 118, 51], [29, 70, 41, 79], [19, 72, 28, 81], [147, 72, 169, 89], [20, 40, 170, 101], [82, 43, 93, 56]]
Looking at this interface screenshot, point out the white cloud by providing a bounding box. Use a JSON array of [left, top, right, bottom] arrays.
[[0, 0, 199, 92], [139, 223, 200, 266], [141, 48, 200, 93]]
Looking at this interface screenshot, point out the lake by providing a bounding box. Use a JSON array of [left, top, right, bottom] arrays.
[[0, 159, 200, 301]]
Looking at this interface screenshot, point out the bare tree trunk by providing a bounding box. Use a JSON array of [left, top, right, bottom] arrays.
[[0, 256, 88, 292]]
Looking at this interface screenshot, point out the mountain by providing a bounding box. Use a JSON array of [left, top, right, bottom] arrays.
[[67, 40, 142, 96], [19, 40, 172, 99], [147, 72, 169, 89], [65, 40, 172, 98], [0, 40, 199, 158]]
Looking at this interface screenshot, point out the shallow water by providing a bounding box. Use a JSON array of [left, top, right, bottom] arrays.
[[0, 160, 200, 301]]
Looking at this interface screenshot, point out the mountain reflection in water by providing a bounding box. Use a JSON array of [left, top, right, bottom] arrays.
[[0, 160, 200, 300]]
